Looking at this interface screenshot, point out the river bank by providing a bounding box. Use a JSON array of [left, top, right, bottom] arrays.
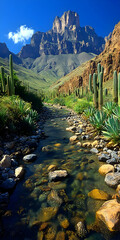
[[0, 104, 120, 239]]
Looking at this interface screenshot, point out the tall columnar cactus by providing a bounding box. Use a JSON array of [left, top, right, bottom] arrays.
[[7, 75, 10, 96], [113, 70, 118, 103], [1, 66, 5, 93], [86, 86, 88, 94], [99, 72, 103, 110], [89, 74, 93, 93], [93, 73, 98, 108], [97, 63, 101, 77], [81, 86, 84, 97], [118, 73, 120, 105], [9, 54, 15, 95]]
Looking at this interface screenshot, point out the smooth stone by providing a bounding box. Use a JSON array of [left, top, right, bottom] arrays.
[[38, 207, 58, 222], [56, 231, 65, 240], [48, 170, 68, 181], [98, 164, 114, 176], [58, 214, 69, 229], [0, 178, 16, 190], [15, 166, 24, 179], [69, 135, 78, 143], [42, 145, 53, 152], [88, 189, 109, 200], [47, 190, 63, 207], [76, 221, 87, 238], [98, 153, 110, 162], [0, 155, 11, 168], [90, 148, 99, 154], [105, 172, 120, 188], [47, 165, 57, 172], [66, 126, 76, 132], [96, 199, 120, 231], [23, 154, 37, 162], [106, 158, 118, 164]]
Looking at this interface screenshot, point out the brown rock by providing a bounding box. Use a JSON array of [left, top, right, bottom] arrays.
[[96, 199, 120, 231], [56, 231, 65, 240], [88, 189, 110, 200], [48, 165, 57, 172], [98, 164, 114, 176], [0, 155, 11, 168], [45, 226, 56, 240], [38, 207, 58, 222], [69, 135, 78, 144], [37, 231, 44, 240]]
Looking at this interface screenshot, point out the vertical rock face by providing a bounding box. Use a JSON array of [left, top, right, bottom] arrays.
[[18, 11, 105, 59], [52, 10, 80, 33]]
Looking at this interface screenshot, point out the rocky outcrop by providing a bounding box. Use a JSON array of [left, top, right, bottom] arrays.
[[0, 42, 22, 64], [58, 21, 120, 93], [18, 11, 105, 59]]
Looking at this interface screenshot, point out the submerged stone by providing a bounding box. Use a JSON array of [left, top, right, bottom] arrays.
[[38, 207, 58, 222], [88, 189, 109, 200], [58, 214, 69, 229], [76, 221, 87, 238], [56, 231, 65, 240], [48, 170, 68, 181], [0, 155, 11, 168], [105, 172, 120, 188], [47, 190, 63, 207], [0, 178, 16, 190]]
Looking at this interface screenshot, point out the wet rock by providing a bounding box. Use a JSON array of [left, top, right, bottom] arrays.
[[96, 199, 120, 231], [48, 170, 68, 181], [76, 172, 84, 181], [66, 230, 79, 240], [106, 158, 118, 164], [37, 231, 44, 240], [56, 231, 65, 240], [98, 164, 114, 176], [76, 142, 82, 147], [42, 145, 53, 152], [76, 221, 87, 238], [88, 189, 110, 200], [105, 172, 120, 187], [5, 141, 15, 150], [82, 142, 92, 148], [23, 154, 37, 162], [39, 193, 47, 202], [66, 126, 76, 132], [0, 155, 11, 168], [90, 148, 99, 154], [15, 166, 24, 179], [98, 153, 110, 162], [48, 182, 66, 190], [47, 190, 63, 207], [0, 192, 9, 204], [11, 159, 18, 167], [58, 214, 69, 229], [45, 226, 56, 240], [92, 140, 99, 147], [0, 178, 16, 190], [69, 135, 78, 144], [38, 207, 58, 222], [116, 184, 120, 195], [47, 165, 57, 172]]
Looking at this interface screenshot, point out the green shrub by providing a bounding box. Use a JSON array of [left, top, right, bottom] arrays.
[[83, 106, 96, 118], [113, 106, 120, 121], [89, 111, 107, 132], [102, 116, 120, 143], [103, 101, 117, 116], [74, 100, 91, 114]]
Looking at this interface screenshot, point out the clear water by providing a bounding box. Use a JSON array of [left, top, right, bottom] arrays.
[[1, 106, 120, 240]]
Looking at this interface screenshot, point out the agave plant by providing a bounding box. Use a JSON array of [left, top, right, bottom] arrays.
[[83, 106, 96, 119], [26, 109, 38, 122], [103, 101, 117, 116], [113, 106, 120, 121], [89, 110, 107, 132], [102, 116, 120, 143]]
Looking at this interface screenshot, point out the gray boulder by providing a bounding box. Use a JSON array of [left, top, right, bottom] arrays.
[[105, 172, 120, 188], [23, 154, 37, 162]]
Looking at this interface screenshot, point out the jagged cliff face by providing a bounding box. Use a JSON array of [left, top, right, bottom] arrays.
[[18, 11, 105, 59], [58, 21, 120, 93], [0, 42, 22, 64]]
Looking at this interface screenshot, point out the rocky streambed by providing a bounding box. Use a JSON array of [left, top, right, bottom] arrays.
[[0, 104, 120, 240]]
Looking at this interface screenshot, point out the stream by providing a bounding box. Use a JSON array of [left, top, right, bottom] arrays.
[[1, 106, 119, 240]]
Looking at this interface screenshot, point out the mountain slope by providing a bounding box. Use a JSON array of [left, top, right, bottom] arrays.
[[53, 21, 120, 93], [0, 43, 22, 64]]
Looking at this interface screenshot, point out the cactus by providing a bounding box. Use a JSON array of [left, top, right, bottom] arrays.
[[97, 63, 101, 76], [93, 73, 98, 108], [7, 75, 10, 96], [104, 88, 108, 96], [1, 66, 5, 93], [9, 54, 15, 95], [118, 73, 120, 105], [68, 89, 71, 96], [89, 74, 93, 93], [113, 70, 118, 103], [99, 72, 103, 110], [86, 86, 88, 94], [81, 86, 83, 97]]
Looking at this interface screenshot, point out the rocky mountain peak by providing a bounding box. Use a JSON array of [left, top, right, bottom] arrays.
[[52, 10, 80, 33]]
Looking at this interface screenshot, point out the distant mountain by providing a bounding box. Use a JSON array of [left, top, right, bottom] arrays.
[[18, 10, 105, 59], [0, 42, 22, 64], [52, 21, 120, 93]]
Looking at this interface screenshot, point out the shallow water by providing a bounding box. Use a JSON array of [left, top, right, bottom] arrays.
[[1, 106, 120, 240]]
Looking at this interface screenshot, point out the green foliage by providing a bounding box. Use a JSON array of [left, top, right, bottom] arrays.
[[99, 72, 103, 110], [89, 111, 107, 132], [113, 70, 118, 103], [1, 66, 6, 93], [74, 100, 91, 114], [103, 101, 117, 116], [9, 54, 15, 95], [102, 116, 120, 143], [83, 106, 96, 118], [93, 73, 98, 108], [113, 106, 120, 121]]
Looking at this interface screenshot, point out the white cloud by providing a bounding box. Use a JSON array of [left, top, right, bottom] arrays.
[[8, 25, 34, 44]]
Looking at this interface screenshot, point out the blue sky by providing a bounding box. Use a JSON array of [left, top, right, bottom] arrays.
[[0, 0, 120, 54]]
